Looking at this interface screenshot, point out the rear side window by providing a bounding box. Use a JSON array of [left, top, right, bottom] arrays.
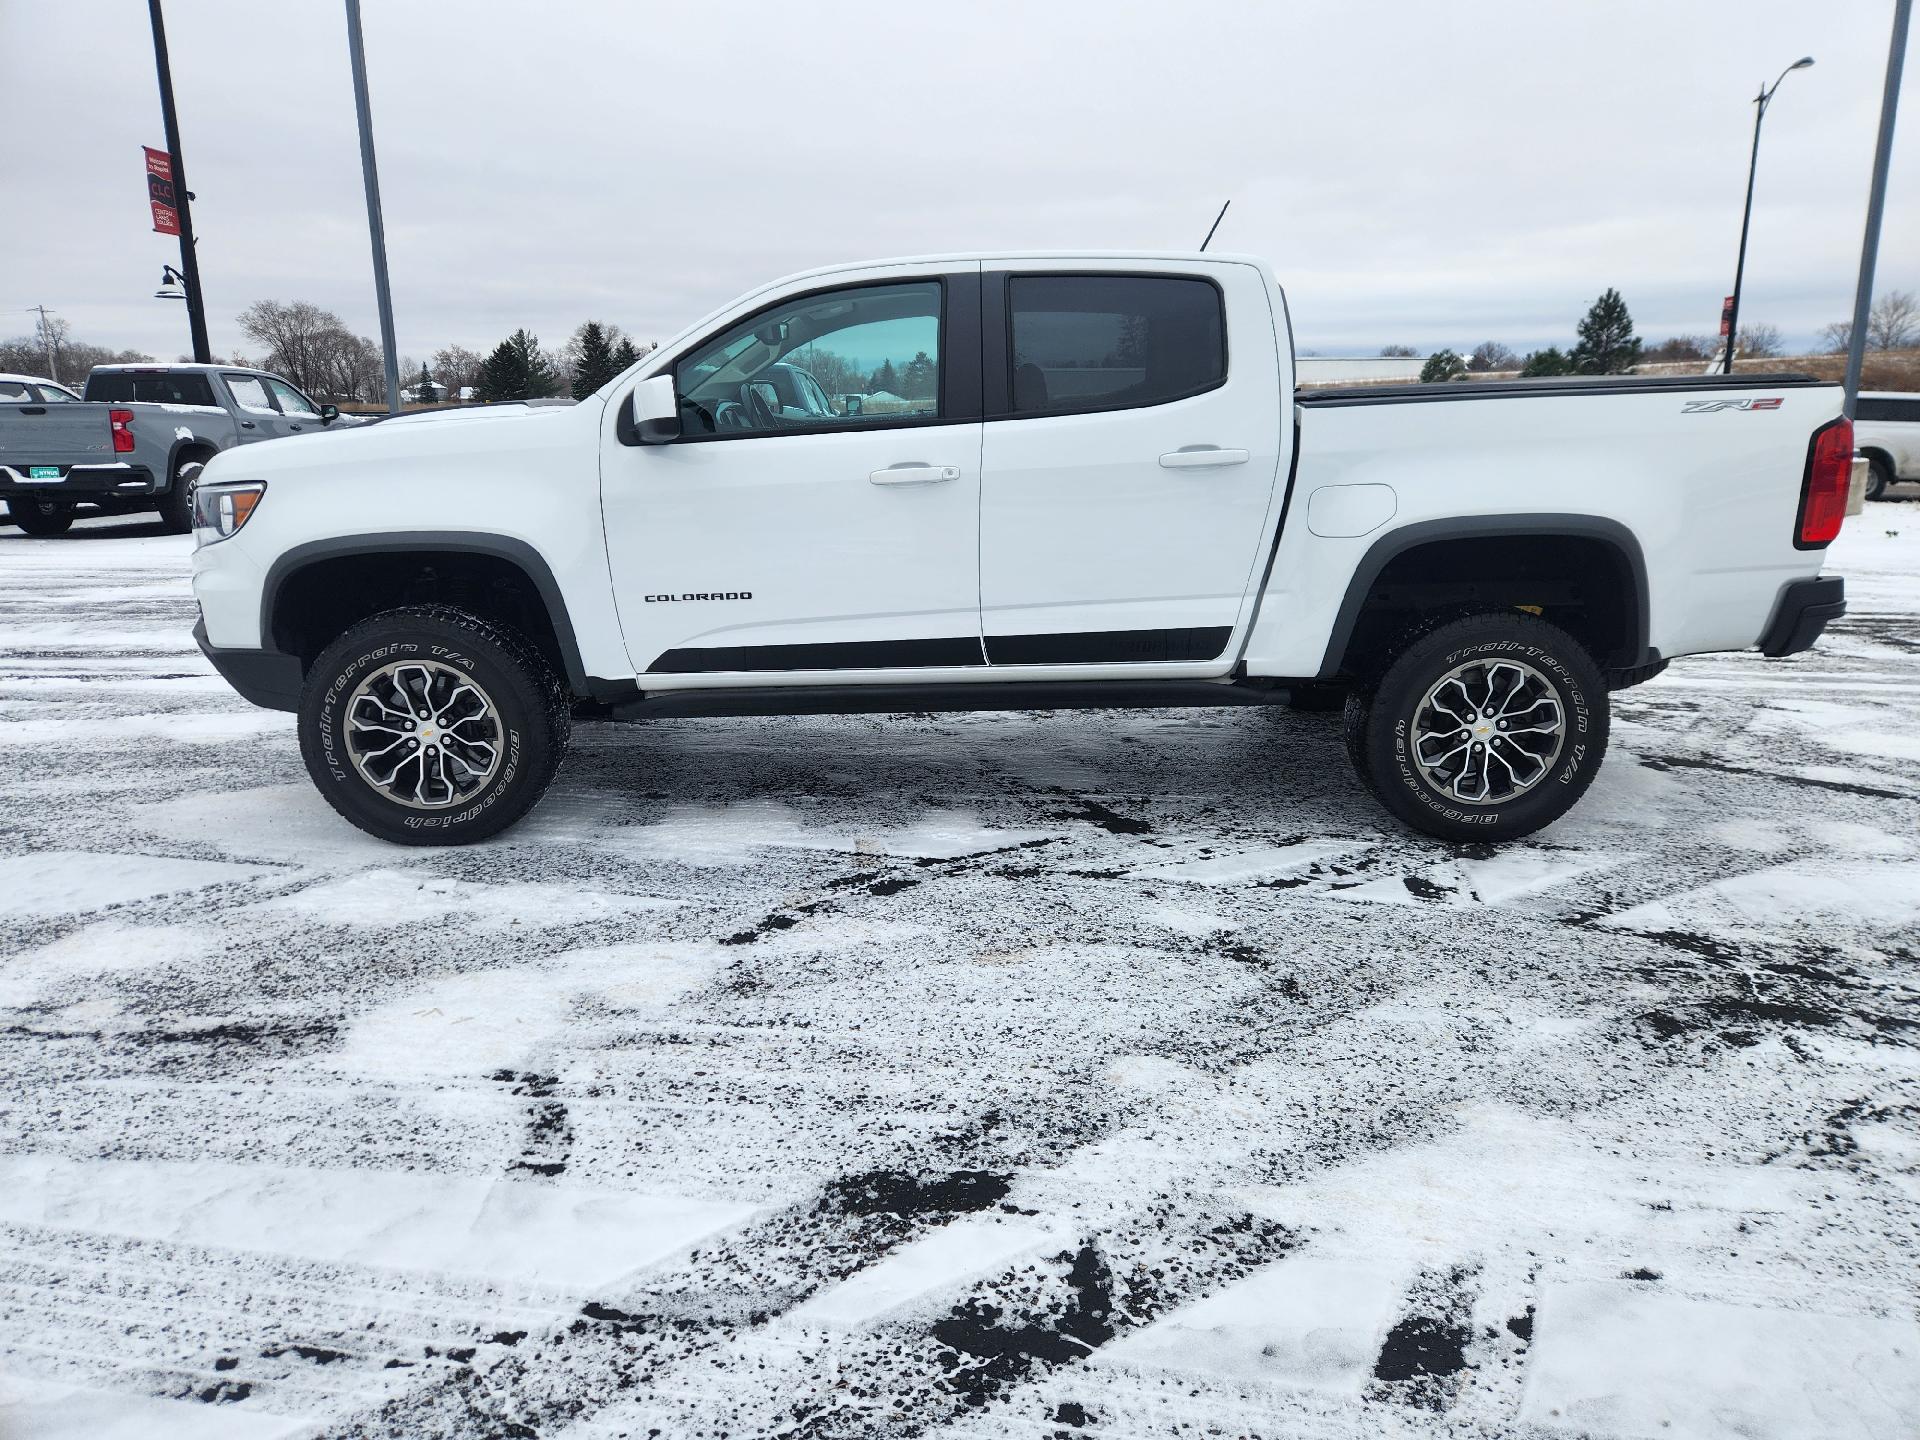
[[84, 372, 217, 406], [1857, 397, 1920, 424], [1006, 274, 1225, 417]]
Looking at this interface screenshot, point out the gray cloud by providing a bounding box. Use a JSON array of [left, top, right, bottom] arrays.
[[3, 0, 1913, 365]]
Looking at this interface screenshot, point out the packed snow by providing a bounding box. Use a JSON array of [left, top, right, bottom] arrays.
[[1, 506, 1916, 1439]]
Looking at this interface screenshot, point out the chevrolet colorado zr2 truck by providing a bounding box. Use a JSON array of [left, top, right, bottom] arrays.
[[0, 362, 344, 536], [189, 252, 1853, 845]]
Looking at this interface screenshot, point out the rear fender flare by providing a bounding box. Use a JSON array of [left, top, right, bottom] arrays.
[[1315, 512, 1652, 679]]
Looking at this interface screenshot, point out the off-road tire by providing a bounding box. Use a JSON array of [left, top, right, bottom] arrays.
[[1864, 456, 1893, 503], [299, 605, 571, 846], [157, 459, 205, 535], [10, 498, 76, 536], [1343, 612, 1609, 843]]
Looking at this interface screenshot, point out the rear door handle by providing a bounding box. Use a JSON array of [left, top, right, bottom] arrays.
[[239, 420, 256, 429], [1160, 447, 1249, 469], [869, 464, 960, 486]]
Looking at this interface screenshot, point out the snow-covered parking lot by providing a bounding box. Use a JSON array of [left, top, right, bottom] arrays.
[[2, 510, 1917, 1440]]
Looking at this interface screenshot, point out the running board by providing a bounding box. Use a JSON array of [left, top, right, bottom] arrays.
[[608, 679, 1295, 721]]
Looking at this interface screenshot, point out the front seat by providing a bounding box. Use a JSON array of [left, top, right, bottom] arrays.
[[1012, 362, 1049, 413]]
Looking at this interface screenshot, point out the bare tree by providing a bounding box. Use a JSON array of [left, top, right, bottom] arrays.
[[1467, 341, 1518, 372], [432, 345, 484, 397], [1736, 323, 1782, 359], [1820, 292, 1919, 354], [0, 331, 150, 378], [1379, 344, 1418, 357], [237, 301, 344, 394], [1868, 290, 1918, 351]]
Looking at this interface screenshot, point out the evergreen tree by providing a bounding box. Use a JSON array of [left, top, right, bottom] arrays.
[[1519, 347, 1573, 377], [475, 329, 558, 402], [611, 337, 641, 371], [900, 350, 938, 400], [869, 358, 901, 395], [415, 362, 435, 402], [1419, 348, 1468, 383], [1569, 289, 1642, 374], [571, 321, 619, 400]]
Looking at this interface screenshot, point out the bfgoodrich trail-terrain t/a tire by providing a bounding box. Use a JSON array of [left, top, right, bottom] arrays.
[[299, 605, 571, 845], [1344, 612, 1609, 843]]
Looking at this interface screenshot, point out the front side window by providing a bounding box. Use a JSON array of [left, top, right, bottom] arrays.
[[1007, 274, 1225, 416], [266, 377, 320, 419], [675, 281, 941, 437], [0, 381, 29, 401], [224, 375, 277, 414]]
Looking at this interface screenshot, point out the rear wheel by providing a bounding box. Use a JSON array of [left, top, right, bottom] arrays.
[[157, 459, 205, 534], [1864, 456, 1893, 502], [1344, 612, 1608, 843], [299, 605, 572, 846], [10, 498, 76, 537]]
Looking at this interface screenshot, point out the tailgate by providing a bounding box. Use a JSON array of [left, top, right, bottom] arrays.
[[0, 404, 116, 468]]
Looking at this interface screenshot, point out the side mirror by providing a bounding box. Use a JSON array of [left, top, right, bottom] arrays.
[[618, 375, 680, 446], [319, 404, 340, 424]]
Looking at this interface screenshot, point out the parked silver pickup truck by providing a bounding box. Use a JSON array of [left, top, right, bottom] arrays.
[[0, 362, 344, 536]]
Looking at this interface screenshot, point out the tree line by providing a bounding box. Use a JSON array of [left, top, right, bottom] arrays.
[[8, 287, 1915, 400], [0, 303, 656, 406], [1400, 287, 1919, 385]]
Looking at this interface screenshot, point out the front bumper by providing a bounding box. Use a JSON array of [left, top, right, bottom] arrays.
[[195, 619, 303, 712], [1758, 575, 1846, 658], [0, 464, 158, 496]]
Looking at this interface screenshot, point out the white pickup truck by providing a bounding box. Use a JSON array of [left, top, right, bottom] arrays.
[[190, 252, 1853, 846]]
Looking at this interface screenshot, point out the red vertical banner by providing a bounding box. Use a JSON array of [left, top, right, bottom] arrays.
[[1719, 295, 1736, 338], [145, 146, 181, 236]]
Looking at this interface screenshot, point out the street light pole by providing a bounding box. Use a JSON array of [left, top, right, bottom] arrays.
[[146, 0, 211, 364], [1722, 56, 1814, 375], [1843, 0, 1911, 419], [344, 0, 402, 416]]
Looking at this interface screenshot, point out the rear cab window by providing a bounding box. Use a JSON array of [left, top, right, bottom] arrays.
[[84, 371, 218, 406], [1857, 397, 1920, 425], [1003, 274, 1226, 417]]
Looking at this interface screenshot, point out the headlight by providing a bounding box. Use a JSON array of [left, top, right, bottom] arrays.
[[192, 482, 266, 546]]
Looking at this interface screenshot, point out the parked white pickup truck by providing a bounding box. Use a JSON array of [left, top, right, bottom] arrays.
[[191, 252, 1853, 845], [1855, 391, 1919, 500]]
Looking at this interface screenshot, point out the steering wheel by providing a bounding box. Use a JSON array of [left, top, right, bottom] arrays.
[[713, 400, 748, 431], [741, 382, 779, 430]]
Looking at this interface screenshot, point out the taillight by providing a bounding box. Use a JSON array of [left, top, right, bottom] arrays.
[[1795, 416, 1852, 549], [109, 408, 135, 453]]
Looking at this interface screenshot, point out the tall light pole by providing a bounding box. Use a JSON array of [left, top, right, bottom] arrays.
[[1722, 56, 1814, 375], [1843, 0, 1910, 419], [345, 0, 401, 415], [147, 0, 211, 364]]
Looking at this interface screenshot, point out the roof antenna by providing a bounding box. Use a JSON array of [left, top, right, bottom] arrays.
[[1199, 199, 1231, 252]]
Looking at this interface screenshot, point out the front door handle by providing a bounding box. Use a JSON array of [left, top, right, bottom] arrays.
[[869, 464, 960, 486], [239, 420, 256, 429], [1160, 447, 1249, 469]]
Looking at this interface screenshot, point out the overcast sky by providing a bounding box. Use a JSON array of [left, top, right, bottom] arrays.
[[2, 0, 1913, 367]]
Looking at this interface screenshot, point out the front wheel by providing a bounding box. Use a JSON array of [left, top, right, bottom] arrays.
[[10, 498, 76, 536], [299, 605, 572, 845], [1343, 613, 1609, 843]]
